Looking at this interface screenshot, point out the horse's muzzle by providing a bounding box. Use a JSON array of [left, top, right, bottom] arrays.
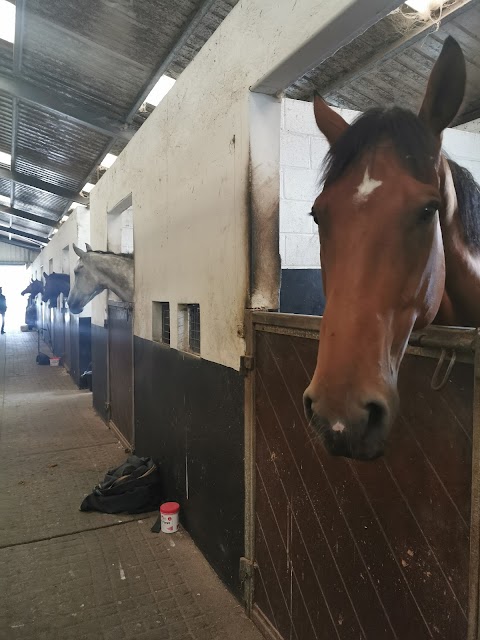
[[303, 390, 393, 460]]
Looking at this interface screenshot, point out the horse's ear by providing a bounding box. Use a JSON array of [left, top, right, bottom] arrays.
[[419, 36, 466, 136], [313, 94, 349, 146], [73, 243, 85, 258], [85, 243, 93, 252]]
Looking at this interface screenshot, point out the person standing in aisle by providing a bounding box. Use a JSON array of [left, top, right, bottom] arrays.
[[0, 286, 6, 334]]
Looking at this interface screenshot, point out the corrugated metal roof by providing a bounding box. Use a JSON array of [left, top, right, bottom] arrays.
[[286, 1, 480, 126], [0, 0, 241, 248]]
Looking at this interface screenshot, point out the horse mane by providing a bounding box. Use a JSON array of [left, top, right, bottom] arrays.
[[321, 107, 437, 187], [89, 250, 134, 259], [448, 159, 480, 249]]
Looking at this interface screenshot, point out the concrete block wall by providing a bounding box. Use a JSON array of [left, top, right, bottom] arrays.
[[280, 99, 358, 269], [444, 128, 480, 183], [280, 99, 480, 270]]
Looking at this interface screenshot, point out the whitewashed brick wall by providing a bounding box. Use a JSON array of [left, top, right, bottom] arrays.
[[280, 99, 358, 269], [280, 99, 480, 269]]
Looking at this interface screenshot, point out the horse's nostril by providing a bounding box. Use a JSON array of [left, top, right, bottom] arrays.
[[365, 401, 387, 431], [303, 393, 313, 420]]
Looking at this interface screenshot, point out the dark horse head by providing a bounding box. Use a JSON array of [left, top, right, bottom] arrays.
[[303, 37, 467, 460], [43, 272, 70, 307], [21, 278, 43, 298]]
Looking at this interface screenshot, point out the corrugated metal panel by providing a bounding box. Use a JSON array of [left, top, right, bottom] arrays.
[[0, 177, 10, 200], [0, 95, 13, 154], [0, 239, 39, 264], [21, 15, 150, 120], [15, 103, 111, 190], [12, 184, 69, 220], [0, 40, 13, 76], [21, 0, 205, 119], [0, 211, 50, 236]]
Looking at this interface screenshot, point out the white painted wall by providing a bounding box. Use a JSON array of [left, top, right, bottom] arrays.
[[89, 0, 398, 371], [280, 98, 480, 269], [454, 118, 480, 134], [29, 206, 91, 317]]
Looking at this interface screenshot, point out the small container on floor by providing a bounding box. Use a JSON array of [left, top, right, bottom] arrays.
[[160, 502, 180, 533], [50, 357, 60, 367]]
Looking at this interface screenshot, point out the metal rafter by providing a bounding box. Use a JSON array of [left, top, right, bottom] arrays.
[[0, 166, 88, 204], [0, 235, 41, 252], [0, 74, 136, 141], [10, 0, 26, 212], [0, 203, 58, 228], [0, 224, 48, 244]]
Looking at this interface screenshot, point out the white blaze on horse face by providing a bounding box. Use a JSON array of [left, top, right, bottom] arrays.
[[332, 421, 346, 433], [354, 167, 382, 204]]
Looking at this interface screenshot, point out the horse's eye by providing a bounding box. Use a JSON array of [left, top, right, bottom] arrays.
[[419, 203, 438, 224]]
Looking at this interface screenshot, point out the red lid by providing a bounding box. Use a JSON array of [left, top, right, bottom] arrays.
[[160, 501, 180, 514]]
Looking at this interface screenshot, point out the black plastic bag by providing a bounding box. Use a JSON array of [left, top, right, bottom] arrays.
[[80, 455, 162, 514], [36, 353, 50, 365]]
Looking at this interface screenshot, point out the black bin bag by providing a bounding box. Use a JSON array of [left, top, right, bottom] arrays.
[[80, 455, 162, 514]]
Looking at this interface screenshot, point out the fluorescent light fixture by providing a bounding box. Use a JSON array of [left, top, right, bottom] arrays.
[[100, 153, 117, 169], [82, 182, 94, 193], [52, 229, 58, 234], [0, 0, 15, 44], [61, 215, 69, 223], [0, 150, 11, 167], [404, 0, 444, 12], [0, 194, 10, 206], [145, 75, 176, 107]]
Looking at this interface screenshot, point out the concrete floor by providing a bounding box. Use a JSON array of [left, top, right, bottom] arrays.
[[0, 331, 262, 640]]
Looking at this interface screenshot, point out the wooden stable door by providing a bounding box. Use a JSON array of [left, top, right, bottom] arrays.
[[246, 312, 480, 640], [108, 302, 134, 447]]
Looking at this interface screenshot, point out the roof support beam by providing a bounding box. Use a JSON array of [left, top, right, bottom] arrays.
[[10, 0, 25, 210], [0, 74, 136, 141], [0, 203, 58, 228], [252, 0, 403, 95], [0, 224, 48, 244], [0, 166, 88, 204], [0, 235, 41, 252]]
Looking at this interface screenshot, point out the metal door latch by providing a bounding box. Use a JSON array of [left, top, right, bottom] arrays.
[[239, 556, 257, 582], [240, 356, 254, 376]]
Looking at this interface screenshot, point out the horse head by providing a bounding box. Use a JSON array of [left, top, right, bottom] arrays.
[[303, 36, 466, 460], [21, 279, 43, 297], [43, 272, 70, 307], [67, 244, 101, 314]]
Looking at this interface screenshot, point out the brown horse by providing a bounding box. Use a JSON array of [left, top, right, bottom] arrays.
[[303, 36, 480, 460]]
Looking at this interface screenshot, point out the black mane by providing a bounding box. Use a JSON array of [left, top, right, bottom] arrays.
[[448, 159, 480, 249], [322, 107, 437, 187]]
